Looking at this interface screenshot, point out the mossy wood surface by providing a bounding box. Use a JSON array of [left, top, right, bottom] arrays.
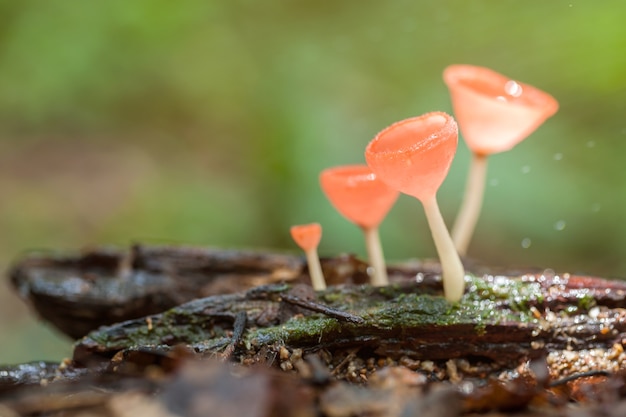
[[5, 245, 626, 416]]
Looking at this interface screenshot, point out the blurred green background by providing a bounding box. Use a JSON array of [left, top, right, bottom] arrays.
[[1, 0, 625, 363]]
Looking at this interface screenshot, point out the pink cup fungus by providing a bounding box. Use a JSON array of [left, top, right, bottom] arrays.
[[320, 165, 399, 286], [365, 112, 465, 302], [443, 64, 559, 255], [290, 223, 326, 291]]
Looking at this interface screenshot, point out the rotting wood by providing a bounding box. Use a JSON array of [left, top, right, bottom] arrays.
[[6, 245, 626, 416], [9, 245, 391, 338]]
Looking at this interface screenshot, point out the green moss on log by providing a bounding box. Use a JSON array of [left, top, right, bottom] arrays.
[[78, 275, 549, 358]]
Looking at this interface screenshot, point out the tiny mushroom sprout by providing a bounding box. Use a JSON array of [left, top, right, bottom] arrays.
[[443, 64, 559, 256], [365, 112, 465, 302], [290, 223, 327, 291], [319, 165, 399, 286]]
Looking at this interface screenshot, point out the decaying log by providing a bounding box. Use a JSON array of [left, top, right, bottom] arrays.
[[10, 245, 403, 338], [6, 245, 626, 416], [69, 274, 626, 365]]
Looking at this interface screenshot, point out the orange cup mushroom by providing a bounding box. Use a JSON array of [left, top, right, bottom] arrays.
[[443, 64, 559, 256], [290, 223, 326, 291], [365, 112, 465, 302], [320, 165, 399, 286]]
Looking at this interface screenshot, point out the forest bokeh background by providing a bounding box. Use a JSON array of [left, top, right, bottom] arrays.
[[1, 1, 625, 362]]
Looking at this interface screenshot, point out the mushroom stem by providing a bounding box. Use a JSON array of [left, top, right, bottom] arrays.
[[422, 196, 465, 302], [304, 248, 326, 291], [452, 152, 488, 256], [362, 226, 389, 287]]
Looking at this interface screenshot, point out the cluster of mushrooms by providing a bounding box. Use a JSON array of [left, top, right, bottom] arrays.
[[291, 64, 559, 302]]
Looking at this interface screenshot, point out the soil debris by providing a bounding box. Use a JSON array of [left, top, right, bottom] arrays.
[[6, 245, 626, 416]]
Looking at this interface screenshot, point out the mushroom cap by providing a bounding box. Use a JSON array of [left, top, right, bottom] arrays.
[[319, 165, 399, 229], [290, 223, 322, 251], [443, 64, 558, 156], [365, 112, 458, 203]]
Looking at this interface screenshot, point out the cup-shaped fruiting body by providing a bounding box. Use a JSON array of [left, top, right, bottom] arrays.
[[443, 64, 559, 156], [444, 64, 559, 255], [320, 165, 399, 230], [365, 112, 465, 302], [365, 113, 458, 202], [320, 165, 399, 286], [290, 223, 326, 291]]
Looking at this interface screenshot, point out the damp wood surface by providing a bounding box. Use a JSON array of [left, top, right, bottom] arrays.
[[4, 245, 626, 416]]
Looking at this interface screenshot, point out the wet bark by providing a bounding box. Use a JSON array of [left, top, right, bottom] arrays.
[[5, 245, 626, 416]]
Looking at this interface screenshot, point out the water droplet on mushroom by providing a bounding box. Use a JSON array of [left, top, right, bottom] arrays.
[[521, 165, 531, 174], [553, 153, 563, 161], [505, 80, 523, 97], [554, 220, 566, 231], [521, 238, 531, 249]]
